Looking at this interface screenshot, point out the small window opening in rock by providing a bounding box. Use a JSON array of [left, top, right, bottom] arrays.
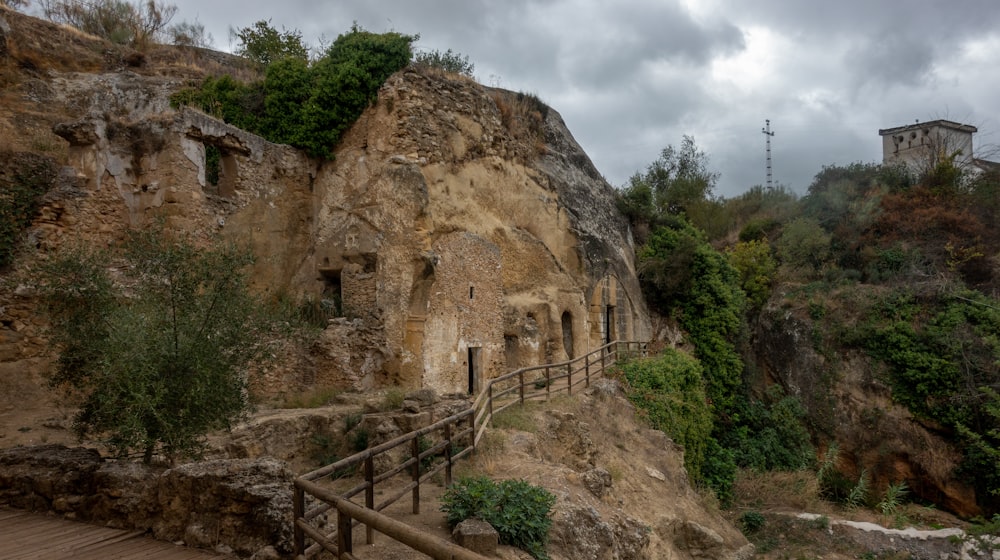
[[469, 286, 474, 300]]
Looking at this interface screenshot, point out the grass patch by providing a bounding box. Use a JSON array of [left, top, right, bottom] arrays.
[[491, 403, 539, 432], [281, 386, 341, 408], [379, 388, 406, 411]]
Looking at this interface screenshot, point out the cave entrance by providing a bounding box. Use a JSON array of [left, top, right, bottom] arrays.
[[561, 311, 574, 359], [467, 347, 481, 394]]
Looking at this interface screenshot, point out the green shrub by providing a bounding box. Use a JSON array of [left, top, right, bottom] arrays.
[[0, 152, 56, 268], [37, 226, 288, 462], [413, 48, 474, 76], [310, 433, 340, 466], [441, 476, 556, 560], [343, 413, 363, 433], [171, 25, 414, 159], [739, 510, 766, 534], [619, 350, 713, 483], [349, 427, 369, 452]]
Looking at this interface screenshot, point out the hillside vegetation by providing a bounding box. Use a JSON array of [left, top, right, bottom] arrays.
[[617, 140, 1000, 520]]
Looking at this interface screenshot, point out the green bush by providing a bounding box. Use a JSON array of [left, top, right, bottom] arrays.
[[413, 48, 474, 76], [441, 476, 556, 560], [171, 25, 414, 159], [37, 226, 287, 462], [619, 350, 712, 481], [739, 510, 766, 534], [0, 152, 56, 268]]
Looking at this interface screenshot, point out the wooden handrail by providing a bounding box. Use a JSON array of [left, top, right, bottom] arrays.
[[293, 339, 647, 559]]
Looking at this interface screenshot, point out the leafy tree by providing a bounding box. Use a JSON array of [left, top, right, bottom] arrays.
[[776, 217, 830, 275], [173, 24, 414, 159], [646, 135, 718, 215], [232, 19, 308, 66], [414, 48, 474, 76], [617, 135, 718, 241], [167, 19, 213, 48], [37, 227, 283, 463], [727, 239, 777, 310], [40, 0, 176, 48], [639, 217, 746, 415]]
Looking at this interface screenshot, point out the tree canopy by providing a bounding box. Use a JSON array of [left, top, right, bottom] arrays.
[[38, 228, 284, 462]]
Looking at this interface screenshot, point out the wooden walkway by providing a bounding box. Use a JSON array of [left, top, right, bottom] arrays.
[[0, 508, 231, 559]]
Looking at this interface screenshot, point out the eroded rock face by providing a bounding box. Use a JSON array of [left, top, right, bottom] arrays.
[[4, 57, 650, 402], [752, 301, 980, 518], [0, 445, 293, 557]]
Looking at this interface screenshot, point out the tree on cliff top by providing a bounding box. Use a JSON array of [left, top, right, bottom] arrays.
[[232, 19, 308, 66], [37, 227, 283, 463], [172, 24, 414, 159]]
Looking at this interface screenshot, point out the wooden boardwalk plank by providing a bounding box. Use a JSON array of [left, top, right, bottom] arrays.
[[0, 508, 230, 560]]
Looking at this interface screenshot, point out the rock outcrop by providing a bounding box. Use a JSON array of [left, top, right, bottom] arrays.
[[751, 296, 980, 518], [1, 3, 650, 401], [0, 444, 293, 557]]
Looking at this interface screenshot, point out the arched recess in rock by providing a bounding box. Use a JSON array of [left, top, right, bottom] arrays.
[[401, 257, 436, 388], [561, 310, 575, 359]]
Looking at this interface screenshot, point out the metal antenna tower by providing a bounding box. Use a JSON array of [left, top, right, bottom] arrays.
[[761, 119, 775, 189]]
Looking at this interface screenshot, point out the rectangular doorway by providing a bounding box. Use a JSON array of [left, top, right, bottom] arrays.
[[604, 306, 615, 344], [467, 347, 481, 394]]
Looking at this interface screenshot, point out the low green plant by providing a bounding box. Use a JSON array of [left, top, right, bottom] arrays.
[[846, 469, 869, 509], [739, 510, 766, 534], [963, 514, 1000, 554], [349, 427, 370, 452], [440, 476, 556, 560], [310, 433, 340, 466], [809, 515, 830, 531], [413, 48, 474, 76], [877, 480, 909, 517], [382, 388, 406, 411], [343, 412, 363, 433]]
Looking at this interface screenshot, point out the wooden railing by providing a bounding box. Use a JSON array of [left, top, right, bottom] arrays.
[[292, 340, 647, 560]]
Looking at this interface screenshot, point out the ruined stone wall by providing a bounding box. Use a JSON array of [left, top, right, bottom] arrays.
[[422, 232, 505, 393], [0, 445, 293, 558]]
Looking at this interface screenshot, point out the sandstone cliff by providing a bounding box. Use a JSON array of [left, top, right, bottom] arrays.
[[0, 4, 650, 400]]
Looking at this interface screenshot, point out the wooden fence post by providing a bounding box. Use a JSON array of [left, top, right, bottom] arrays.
[[293, 484, 305, 556], [412, 436, 421, 515], [444, 423, 453, 487], [365, 454, 375, 544], [337, 507, 353, 557], [468, 411, 476, 451], [488, 384, 494, 420]]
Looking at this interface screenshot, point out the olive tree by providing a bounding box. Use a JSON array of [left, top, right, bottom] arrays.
[[38, 228, 282, 462]]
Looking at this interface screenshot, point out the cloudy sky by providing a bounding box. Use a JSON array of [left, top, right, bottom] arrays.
[[163, 0, 1000, 198]]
